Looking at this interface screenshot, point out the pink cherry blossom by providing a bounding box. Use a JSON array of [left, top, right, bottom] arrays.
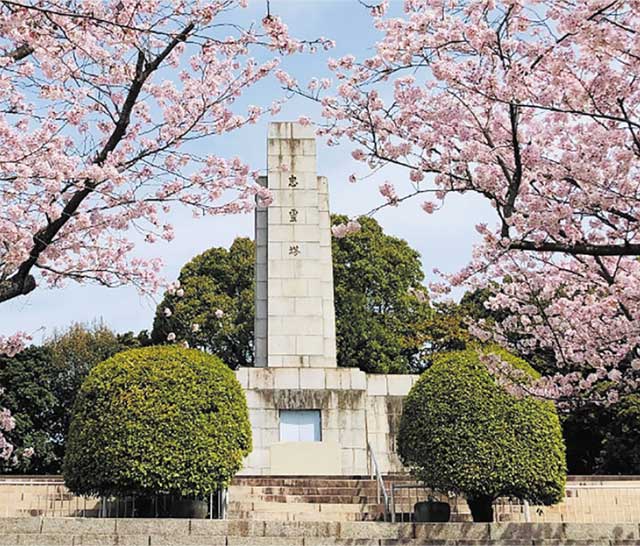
[[0, 0, 319, 458], [331, 219, 361, 239], [292, 0, 640, 403], [421, 202, 435, 214], [379, 182, 399, 206]]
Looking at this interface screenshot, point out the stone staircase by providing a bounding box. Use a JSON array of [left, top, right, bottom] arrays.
[[228, 476, 388, 522]]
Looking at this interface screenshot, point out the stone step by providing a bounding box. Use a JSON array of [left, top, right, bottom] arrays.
[[231, 478, 390, 489], [230, 493, 374, 504], [227, 511, 371, 522], [231, 485, 381, 496], [230, 499, 381, 510]]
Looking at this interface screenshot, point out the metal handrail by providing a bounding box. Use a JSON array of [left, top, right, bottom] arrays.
[[366, 442, 390, 521]]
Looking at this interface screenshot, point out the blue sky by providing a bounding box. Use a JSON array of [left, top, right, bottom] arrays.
[[4, 0, 494, 344]]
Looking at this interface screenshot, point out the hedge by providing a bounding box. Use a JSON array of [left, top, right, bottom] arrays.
[[397, 347, 566, 521], [63, 346, 251, 497]]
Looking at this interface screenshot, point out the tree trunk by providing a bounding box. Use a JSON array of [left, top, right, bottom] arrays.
[[467, 495, 494, 522]]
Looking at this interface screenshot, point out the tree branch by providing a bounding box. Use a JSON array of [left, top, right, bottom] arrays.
[[0, 23, 195, 304]]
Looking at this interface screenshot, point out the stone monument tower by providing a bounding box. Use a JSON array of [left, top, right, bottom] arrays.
[[236, 122, 417, 476], [254, 122, 337, 368]]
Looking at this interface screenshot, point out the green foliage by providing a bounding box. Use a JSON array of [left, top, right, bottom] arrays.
[[562, 394, 640, 474], [398, 348, 566, 508], [0, 323, 145, 473], [47, 322, 143, 441], [0, 346, 59, 473], [152, 218, 431, 373], [331, 215, 431, 373], [597, 394, 640, 473], [151, 237, 254, 369], [416, 287, 505, 369], [417, 302, 471, 367], [63, 346, 251, 497]]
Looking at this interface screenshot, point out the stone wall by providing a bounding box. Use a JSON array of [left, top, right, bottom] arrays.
[[2, 517, 640, 546]]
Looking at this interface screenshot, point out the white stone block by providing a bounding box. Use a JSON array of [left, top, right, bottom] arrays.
[[353, 448, 368, 474], [269, 260, 295, 279], [387, 374, 414, 396], [300, 368, 326, 390], [293, 172, 320, 190], [318, 212, 330, 228], [270, 224, 295, 242], [269, 335, 296, 355], [322, 428, 339, 443], [281, 354, 305, 367], [293, 155, 317, 173], [267, 278, 282, 297], [296, 335, 324, 355], [261, 428, 279, 445], [291, 123, 316, 140], [268, 121, 294, 139], [341, 449, 354, 473], [309, 355, 336, 367], [267, 206, 281, 224], [325, 369, 346, 390], [235, 367, 249, 388], [294, 297, 323, 316], [267, 241, 283, 260], [282, 278, 308, 297], [269, 296, 296, 316], [293, 224, 320, 242], [350, 369, 367, 391], [274, 368, 300, 389], [291, 317, 323, 336], [245, 448, 269, 472], [302, 139, 316, 156], [293, 260, 323, 280], [305, 207, 319, 225], [251, 408, 278, 429], [340, 427, 366, 449], [267, 355, 284, 367], [352, 409, 366, 430], [324, 409, 340, 430], [294, 191, 322, 208], [324, 338, 337, 358], [320, 229, 331, 246], [248, 368, 275, 390], [367, 375, 388, 396], [267, 138, 281, 155], [245, 390, 264, 409]]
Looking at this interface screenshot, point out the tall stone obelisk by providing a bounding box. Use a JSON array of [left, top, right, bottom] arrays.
[[254, 122, 337, 368]]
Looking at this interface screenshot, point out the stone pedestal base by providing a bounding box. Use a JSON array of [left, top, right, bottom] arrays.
[[235, 367, 419, 476]]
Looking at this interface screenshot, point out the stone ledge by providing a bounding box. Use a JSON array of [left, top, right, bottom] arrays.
[[2, 520, 640, 544]]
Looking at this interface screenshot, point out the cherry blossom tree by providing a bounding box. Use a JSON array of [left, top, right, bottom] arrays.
[[0, 0, 330, 458], [290, 0, 640, 403]]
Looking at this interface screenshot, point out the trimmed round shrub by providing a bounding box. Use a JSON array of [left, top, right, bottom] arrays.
[[63, 346, 251, 498], [397, 347, 566, 522]]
